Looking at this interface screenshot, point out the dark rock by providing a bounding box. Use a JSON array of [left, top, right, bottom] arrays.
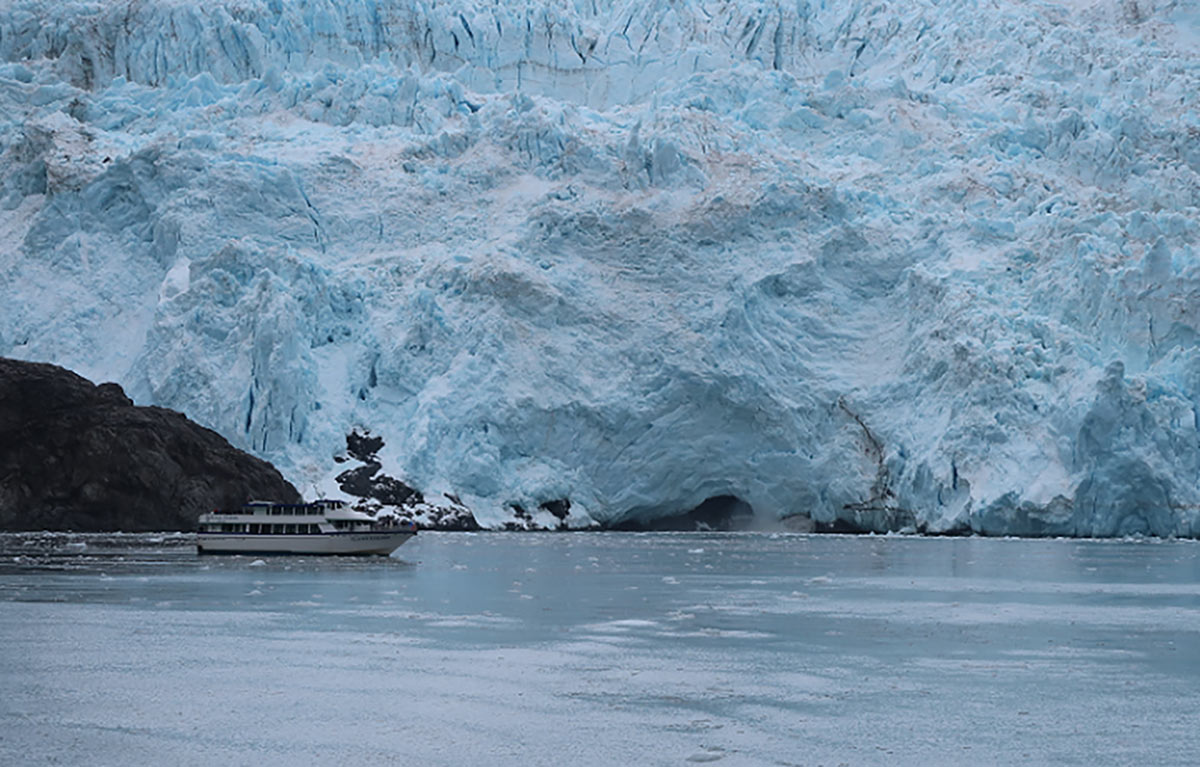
[[0, 357, 301, 531], [94, 382, 132, 407], [335, 462, 384, 497], [502, 503, 536, 531], [418, 502, 481, 531], [370, 474, 421, 506], [540, 499, 571, 520], [334, 464, 421, 506], [334, 429, 482, 530], [335, 462, 422, 507], [345, 430, 385, 462], [335, 429, 423, 506]]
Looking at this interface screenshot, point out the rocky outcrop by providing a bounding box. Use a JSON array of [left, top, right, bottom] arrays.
[[335, 430, 423, 506], [0, 358, 301, 531], [334, 429, 481, 530]]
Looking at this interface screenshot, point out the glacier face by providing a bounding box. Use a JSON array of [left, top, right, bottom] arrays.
[[1, 0, 1199, 534]]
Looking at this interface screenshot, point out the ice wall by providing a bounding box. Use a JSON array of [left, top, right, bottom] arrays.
[[2, 0, 1199, 534]]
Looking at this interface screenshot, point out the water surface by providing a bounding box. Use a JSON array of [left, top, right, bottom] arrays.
[[1, 532, 1197, 766]]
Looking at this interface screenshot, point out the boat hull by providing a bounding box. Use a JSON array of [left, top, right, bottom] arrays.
[[196, 531, 415, 556]]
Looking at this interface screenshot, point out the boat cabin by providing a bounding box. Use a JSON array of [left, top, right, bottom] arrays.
[[198, 500, 409, 535]]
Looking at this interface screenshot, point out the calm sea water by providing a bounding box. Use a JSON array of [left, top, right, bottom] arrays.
[[1, 532, 1197, 766]]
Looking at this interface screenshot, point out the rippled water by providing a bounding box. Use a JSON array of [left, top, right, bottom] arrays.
[[1, 532, 1198, 766]]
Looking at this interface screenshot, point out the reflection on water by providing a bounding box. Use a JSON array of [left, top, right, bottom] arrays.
[[1, 532, 1198, 766]]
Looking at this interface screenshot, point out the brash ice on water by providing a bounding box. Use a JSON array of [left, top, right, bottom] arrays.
[[1, 532, 1198, 766]]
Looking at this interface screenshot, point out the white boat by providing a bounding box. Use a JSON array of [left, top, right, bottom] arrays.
[[197, 499, 416, 555]]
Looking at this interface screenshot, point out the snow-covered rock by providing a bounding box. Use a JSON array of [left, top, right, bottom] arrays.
[[2, 0, 1199, 534]]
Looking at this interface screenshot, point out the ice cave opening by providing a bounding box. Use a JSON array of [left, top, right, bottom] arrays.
[[611, 495, 756, 532]]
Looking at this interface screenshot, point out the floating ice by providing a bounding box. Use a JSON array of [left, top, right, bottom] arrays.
[[1, 1, 1198, 535]]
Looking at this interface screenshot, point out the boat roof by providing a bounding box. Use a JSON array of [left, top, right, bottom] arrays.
[[204, 499, 377, 521], [243, 499, 347, 508]]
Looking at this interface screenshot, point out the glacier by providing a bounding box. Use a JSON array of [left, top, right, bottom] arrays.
[[1, 0, 1199, 534]]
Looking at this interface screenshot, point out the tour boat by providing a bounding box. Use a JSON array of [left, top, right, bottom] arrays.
[[197, 499, 416, 555]]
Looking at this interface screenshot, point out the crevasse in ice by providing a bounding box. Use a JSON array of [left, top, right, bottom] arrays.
[[2, 0, 1198, 533]]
